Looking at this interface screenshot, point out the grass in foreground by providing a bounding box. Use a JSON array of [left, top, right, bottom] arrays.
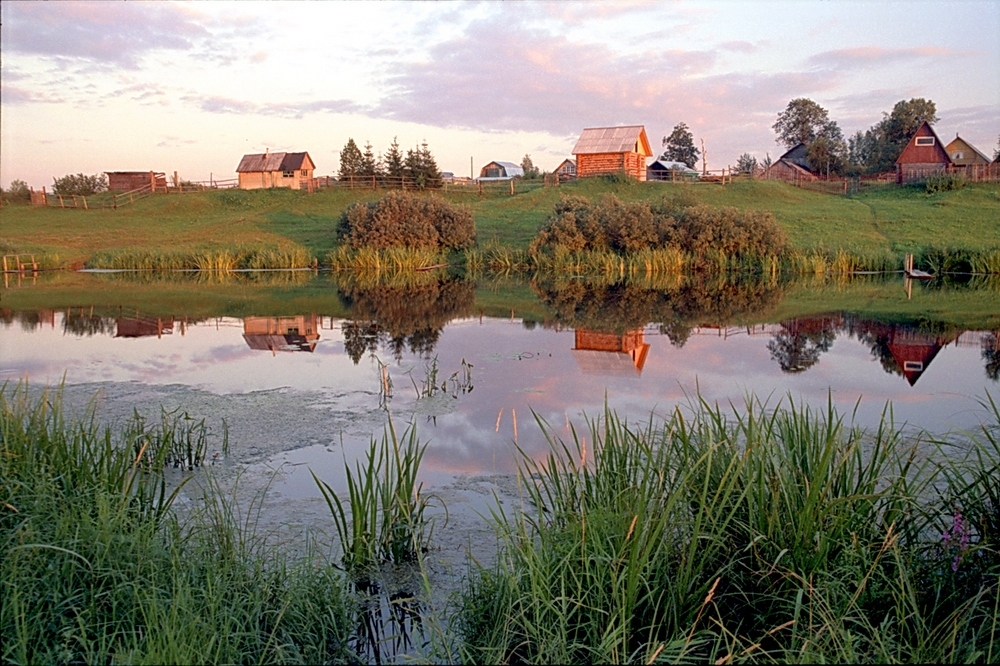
[[0, 384, 355, 665], [458, 397, 1000, 664]]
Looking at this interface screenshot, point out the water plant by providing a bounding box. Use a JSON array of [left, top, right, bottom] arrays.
[[313, 420, 438, 575]]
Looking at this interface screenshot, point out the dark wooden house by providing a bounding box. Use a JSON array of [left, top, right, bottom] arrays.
[[763, 143, 818, 182], [477, 161, 523, 180], [236, 150, 316, 190], [115, 315, 174, 338], [106, 171, 168, 192], [572, 126, 652, 181], [895, 121, 952, 184]]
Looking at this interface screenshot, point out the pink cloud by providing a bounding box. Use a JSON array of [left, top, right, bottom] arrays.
[[809, 46, 969, 69]]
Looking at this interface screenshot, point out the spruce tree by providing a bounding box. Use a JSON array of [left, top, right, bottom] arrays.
[[383, 137, 405, 183], [338, 139, 363, 181]]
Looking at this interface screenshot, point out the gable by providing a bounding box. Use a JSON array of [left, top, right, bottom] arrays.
[[895, 122, 951, 165]]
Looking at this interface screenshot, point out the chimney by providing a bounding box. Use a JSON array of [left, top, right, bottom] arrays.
[[265, 147, 269, 157]]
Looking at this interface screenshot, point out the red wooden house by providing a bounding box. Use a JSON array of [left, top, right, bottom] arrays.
[[572, 126, 652, 181], [895, 121, 952, 184], [572, 328, 650, 376]]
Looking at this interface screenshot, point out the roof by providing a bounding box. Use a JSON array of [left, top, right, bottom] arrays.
[[895, 122, 951, 166], [572, 126, 652, 156], [236, 151, 314, 172], [945, 136, 991, 164], [647, 159, 699, 173]]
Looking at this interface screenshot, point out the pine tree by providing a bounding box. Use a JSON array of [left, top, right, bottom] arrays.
[[338, 139, 363, 181], [383, 137, 405, 183], [359, 141, 380, 180], [660, 123, 700, 169]]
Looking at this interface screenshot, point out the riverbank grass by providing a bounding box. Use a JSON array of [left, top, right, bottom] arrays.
[[458, 397, 1000, 664], [0, 384, 354, 664]]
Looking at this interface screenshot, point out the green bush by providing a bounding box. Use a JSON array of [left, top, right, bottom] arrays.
[[51, 172, 108, 196], [925, 173, 967, 193], [337, 190, 475, 250], [3, 179, 31, 203], [531, 194, 788, 264]]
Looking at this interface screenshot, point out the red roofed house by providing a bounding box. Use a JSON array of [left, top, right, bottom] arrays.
[[236, 150, 316, 190], [895, 122, 952, 184], [572, 126, 652, 181]]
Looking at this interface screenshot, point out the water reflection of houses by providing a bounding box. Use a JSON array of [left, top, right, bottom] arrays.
[[572, 329, 650, 376], [116, 315, 175, 338], [242, 315, 320, 353], [883, 327, 960, 386]]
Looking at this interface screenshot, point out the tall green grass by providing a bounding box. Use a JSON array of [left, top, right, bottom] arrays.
[[458, 396, 1000, 664], [1, 384, 354, 664], [87, 245, 313, 271], [313, 420, 437, 575]]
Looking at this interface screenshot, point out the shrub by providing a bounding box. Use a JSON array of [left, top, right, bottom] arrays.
[[531, 194, 788, 266], [337, 191, 475, 250], [51, 172, 108, 196], [925, 172, 966, 193], [3, 179, 31, 202]]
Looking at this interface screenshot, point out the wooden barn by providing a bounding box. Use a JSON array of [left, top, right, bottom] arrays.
[[106, 171, 168, 192], [477, 161, 523, 180], [945, 135, 992, 166], [763, 143, 818, 182], [236, 150, 316, 190], [554, 159, 577, 178], [572, 126, 652, 181], [885, 326, 959, 386], [895, 121, 952, 184]]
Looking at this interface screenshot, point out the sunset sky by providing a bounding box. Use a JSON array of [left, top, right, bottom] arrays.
[[2, 0, 998, 189]]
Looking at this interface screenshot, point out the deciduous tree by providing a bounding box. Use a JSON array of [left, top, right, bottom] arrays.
[[660, 122, 700, 169], [52, 173, 107, 196], [773, 98, 832, 149], [520, 154, 540, 179]]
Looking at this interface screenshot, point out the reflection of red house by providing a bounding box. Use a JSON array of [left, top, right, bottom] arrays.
[[572, 329, 650, 376], [886, 327, 959, 386], [116, 316, 174, 338], [243, 315, 319, 353]]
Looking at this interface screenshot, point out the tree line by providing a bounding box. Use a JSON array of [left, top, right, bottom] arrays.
[[337, 137, 444, 189]]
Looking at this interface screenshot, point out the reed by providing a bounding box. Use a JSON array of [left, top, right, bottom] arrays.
[[457, 395, 1000, 664], [313, 420, 437, 576], [1, 383, 354, 664], [327, 245, 447, 273]]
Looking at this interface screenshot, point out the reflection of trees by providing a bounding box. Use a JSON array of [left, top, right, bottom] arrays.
[[63, 312, 117, 337], [767, 317, 839, 373], [530, 275, 785, 343], [337, 275, 477, 363]]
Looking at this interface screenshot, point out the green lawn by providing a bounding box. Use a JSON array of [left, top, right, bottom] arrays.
[[2, 180, 998, 268]]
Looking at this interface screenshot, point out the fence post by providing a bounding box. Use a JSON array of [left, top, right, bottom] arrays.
[[113, 194, 117, 210], [510, 179, 514, 196]]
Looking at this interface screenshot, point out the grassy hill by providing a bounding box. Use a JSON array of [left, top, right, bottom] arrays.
[[2, 179, 998, 269]]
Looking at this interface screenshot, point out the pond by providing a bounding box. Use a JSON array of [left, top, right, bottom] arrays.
[[2, 269, 999, 659]]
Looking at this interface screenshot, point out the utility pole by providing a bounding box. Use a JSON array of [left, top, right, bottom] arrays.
[[470, 156, 474, 179], [701, 138, 707, 175]]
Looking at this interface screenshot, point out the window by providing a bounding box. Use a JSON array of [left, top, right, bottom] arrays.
[[283, 170, 294, 178], [903, 361, 924, 372], [300, 170, 309, 177], [952, 151, 964, 160], [915, 137, 935, 146]]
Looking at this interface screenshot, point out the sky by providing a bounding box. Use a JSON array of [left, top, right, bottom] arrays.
[[2, 0, 998, 189]]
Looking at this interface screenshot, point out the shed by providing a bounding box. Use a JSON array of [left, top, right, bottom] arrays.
[[106, 171, 168, 192], [894, 121, 951, 184], [646, 158, 699, 182], [236, 150, 316, 190], [763, 143, 818, 182], [945, 135, 991, 166], [572, 126, 652, 181], [554, 159, 577, 178], [477, 161, 523, 181]]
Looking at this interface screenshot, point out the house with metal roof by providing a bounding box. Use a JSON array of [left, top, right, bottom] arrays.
[[572, 126, 652, 181], [554, 159, 577, 178], [236, 150, 316, 190], [477, 161, 523, 181], [945, 135, 992, 166], [646, 158, 699, 182]]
